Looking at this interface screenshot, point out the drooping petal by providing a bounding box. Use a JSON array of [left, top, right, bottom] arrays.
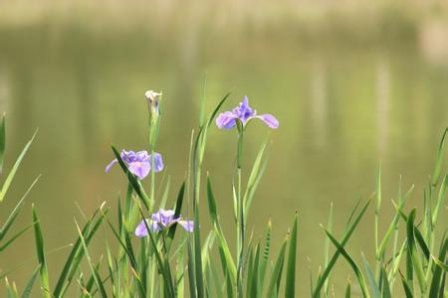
[[149, 153, 164, 172], [254, 114, 279, 129], [105, 159, 118, 173], [216, 111, 238, 130], [178, 220, 194, 232], [135, 219, 161, 237], [128, 161, 151, 180], [135, 219, 150, 237]]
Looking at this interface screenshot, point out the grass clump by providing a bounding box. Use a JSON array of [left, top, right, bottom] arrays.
[[0, 90, 447, 298]]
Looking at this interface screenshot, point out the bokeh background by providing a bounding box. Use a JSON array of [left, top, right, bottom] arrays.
[[1, 0, 448, 296]]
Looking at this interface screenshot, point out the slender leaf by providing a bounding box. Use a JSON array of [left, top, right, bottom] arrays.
[[285, 213, 298, 298], [0, 130, 37, 202]]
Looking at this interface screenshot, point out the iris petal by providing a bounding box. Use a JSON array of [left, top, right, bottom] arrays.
[[128, 161, 151, 180], [105, 159, 118, 173], [179, 220, 194, 233], [255, 114, 279, 129], [149, 153, 164, 172], [216, 111, 238, 130]]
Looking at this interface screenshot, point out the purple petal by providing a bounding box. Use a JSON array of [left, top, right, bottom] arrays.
[[241, 96, 250, 109], [105, 159, 118, 173], [158, 209, 176, 226], [255, 114, 279, 129], [216, 111, 238, 130], [149, 153, 164, 172], [135, 219, 161, 237], [135, 219, 150, 237], [235, 96, 256, 123], [128, 161, 151, 180], [178, 220, 194, 233]]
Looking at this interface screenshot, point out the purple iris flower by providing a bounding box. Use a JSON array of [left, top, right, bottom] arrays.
[[105, 150, 164, 180], [216, 96, 279, 130], [135, 208, 194, 237]]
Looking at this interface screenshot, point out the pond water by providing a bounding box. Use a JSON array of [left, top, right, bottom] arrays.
[[1, 8, 448, 295]]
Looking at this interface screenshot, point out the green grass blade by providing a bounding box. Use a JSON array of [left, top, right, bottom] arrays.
[[258, 220, 272, 295], [21, 266, 40, 298], [5, 277, 19, 298], [379, 267, 391, 298], [0, 224, 34, 252], [75, 221, 107, 298], [32, 204, 51, 298], [53, 206, 106, 296], [0, 115, 5, 175], [251, 244, 262, 298], [431, 127, 448, 186], [313, 200, 370, 297], [167, 182, 186, 244], [267, 238, 287, 298], [206, 93, 231, 128], [324, 228, 370, 298], [111, 146, 150, 209], [285, 213, 298, 298], [187, 240, 197, 298], [345, 282, 351, 298], [361, 254, 380, 298], [406, 209, 426, 293], [0, 176, 40, 242], [193, 204, 204, 298], [399, 271, 414, 298], [206, 176, 237, 282], [0, 130, 37, 203], [429, 237, 448, 297], [432, 174, 448, 227]]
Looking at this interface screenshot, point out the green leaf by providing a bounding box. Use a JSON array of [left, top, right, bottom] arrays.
[[206, 176, 237, 283], [345, 283, 351, 298], [0, 115, 5, 175], [399, 271, 414, 298], [75, 221, 107, 298], [285, 213, 298, 298], [206, 93, 231, 129], [0, 176, 40, 242], [258, 220, 272, 295], [432, 127, 448, 186], [0, 224, 34, 252], [111, 146, 150, 209], [361, 254, 380, 298], [32, 204, 51, 298], [166, 182, 186, 248], [379, 267, 391, 298], [243, 140, 268, 218], [0, 130, 37, 203], [5, 278, 19, 298], [193, 204, 204, 298], [21, 266, 40, 298], [429, 237, 448, 297], [313, 200, 370, 297], [324, 228, 369, 298], [267, 238, 287, 298], [248, 243, 261, 298], [53, 205, 106, 296], [432, 174, 448, 227], [187, 240, 197, 298], [406, 209, 426, 293]]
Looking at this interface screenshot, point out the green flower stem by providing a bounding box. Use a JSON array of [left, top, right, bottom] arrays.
[[236, 128, 244, 298]]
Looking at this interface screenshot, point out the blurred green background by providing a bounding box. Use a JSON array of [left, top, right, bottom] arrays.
[[1, 0, 448, 295]]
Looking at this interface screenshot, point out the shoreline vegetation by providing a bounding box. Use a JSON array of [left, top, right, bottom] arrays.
[[0, 1, 445, 46], [1, 90, 448, 297]]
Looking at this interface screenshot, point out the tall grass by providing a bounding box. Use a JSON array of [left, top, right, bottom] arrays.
[[0, 91, 447, 297]]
